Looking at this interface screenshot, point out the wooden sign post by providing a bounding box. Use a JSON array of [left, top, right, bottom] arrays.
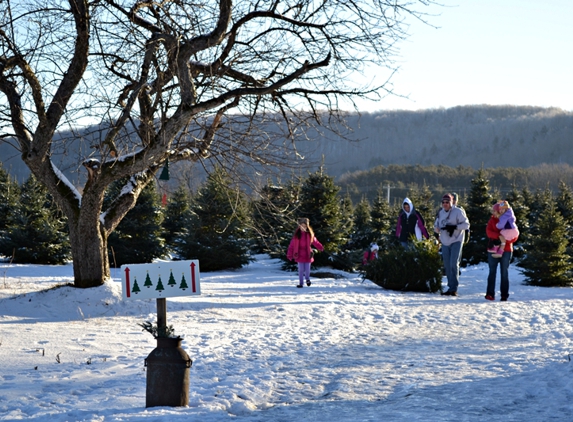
[[121, 260, 200, 333]]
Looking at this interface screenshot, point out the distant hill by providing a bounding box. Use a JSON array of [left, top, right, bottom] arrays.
[[2, 105, 572, 184], [294, 105, 573, 177]]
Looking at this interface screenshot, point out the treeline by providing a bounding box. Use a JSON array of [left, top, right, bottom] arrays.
[[1, 163, 572, 287], [337, 163, 573, 205]]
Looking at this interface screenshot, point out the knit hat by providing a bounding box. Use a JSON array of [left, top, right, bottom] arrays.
[[370, 242, 379, 252], [492, 203, 501, 213], [298, 218, 309, 225], [442, 194, 453, 202]]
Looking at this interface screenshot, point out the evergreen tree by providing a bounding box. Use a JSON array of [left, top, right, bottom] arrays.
[[520, 186, 535, 210], [297, 168, 350, 267], [370, 188, 394, 251], [556, 181, 573, 240], [178, 167, 252, 271], [327, 192, 360, 271], [490, 186, 502, 203], [339, 193, 355, 240], [0, 164, 19, 236], [107, 180, 167, 267], [0, 174, 70, 264], [162, 184, 193, 254], [462, 168, 493, 266], [519, 186, 535, 232], [405, 183, 434, 224], [351, 196, 374, 250], [518, 203, 572, 287], [389, 199, 403, 237], [363, 240, 442, 293], [527, 187, 553, 239]]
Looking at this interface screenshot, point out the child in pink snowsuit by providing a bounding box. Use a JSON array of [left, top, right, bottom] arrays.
[[362, 242, 379, 265], [286, 218, 324, 288]]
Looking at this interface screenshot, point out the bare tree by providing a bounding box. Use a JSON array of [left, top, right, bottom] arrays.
[[0, 0, 436, 287]]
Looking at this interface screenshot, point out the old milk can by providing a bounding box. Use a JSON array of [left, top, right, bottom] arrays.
[[145, 337, 192, 407]]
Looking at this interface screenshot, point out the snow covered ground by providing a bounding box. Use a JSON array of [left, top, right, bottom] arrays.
[[1, 255, 572, 421]]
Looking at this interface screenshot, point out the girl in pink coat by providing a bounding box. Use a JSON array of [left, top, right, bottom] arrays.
[[286, 218, 324, 288]]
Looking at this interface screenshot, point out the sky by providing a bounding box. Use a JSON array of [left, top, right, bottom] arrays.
[[360, 0, 573, 112], [1, 254, 573, 421]]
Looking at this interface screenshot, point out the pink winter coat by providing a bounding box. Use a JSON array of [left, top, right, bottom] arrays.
[[362, 249, 377, 265], [286, 231, 324, 263]]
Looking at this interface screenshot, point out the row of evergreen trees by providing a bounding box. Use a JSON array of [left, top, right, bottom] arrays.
[[1, 163, 572, 287]]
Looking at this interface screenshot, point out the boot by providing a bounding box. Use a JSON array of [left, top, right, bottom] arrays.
[[492, 243, 505, 258]]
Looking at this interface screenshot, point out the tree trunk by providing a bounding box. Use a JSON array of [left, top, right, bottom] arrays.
[[68, 217, 109, 288]]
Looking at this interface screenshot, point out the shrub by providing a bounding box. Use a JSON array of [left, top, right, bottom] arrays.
[[362, 240, 442, 293]]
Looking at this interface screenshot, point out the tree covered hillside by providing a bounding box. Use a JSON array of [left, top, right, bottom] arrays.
[[295, 105, 573, 176], [1, 105, 572, 184]]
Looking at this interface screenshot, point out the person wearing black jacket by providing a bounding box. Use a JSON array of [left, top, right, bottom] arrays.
[[396, 198, 430, 248]]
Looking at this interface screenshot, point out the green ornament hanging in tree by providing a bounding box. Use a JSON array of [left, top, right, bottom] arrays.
[[159, 160, 170, 181], [159, 160, 170, 206]]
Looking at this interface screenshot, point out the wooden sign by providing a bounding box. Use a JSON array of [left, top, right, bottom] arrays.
[[121, 260, 200, 300]]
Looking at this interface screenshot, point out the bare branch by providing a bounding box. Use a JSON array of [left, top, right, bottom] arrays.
[[0, 0, 439, 288]]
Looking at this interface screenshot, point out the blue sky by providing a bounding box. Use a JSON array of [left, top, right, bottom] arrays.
[[359, 0, 573, 112]]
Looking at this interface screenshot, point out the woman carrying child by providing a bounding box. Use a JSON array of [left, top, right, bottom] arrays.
[[487, 200, 519, 258], [287, 218, 324, 288], [485, 201, 519, 301]]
